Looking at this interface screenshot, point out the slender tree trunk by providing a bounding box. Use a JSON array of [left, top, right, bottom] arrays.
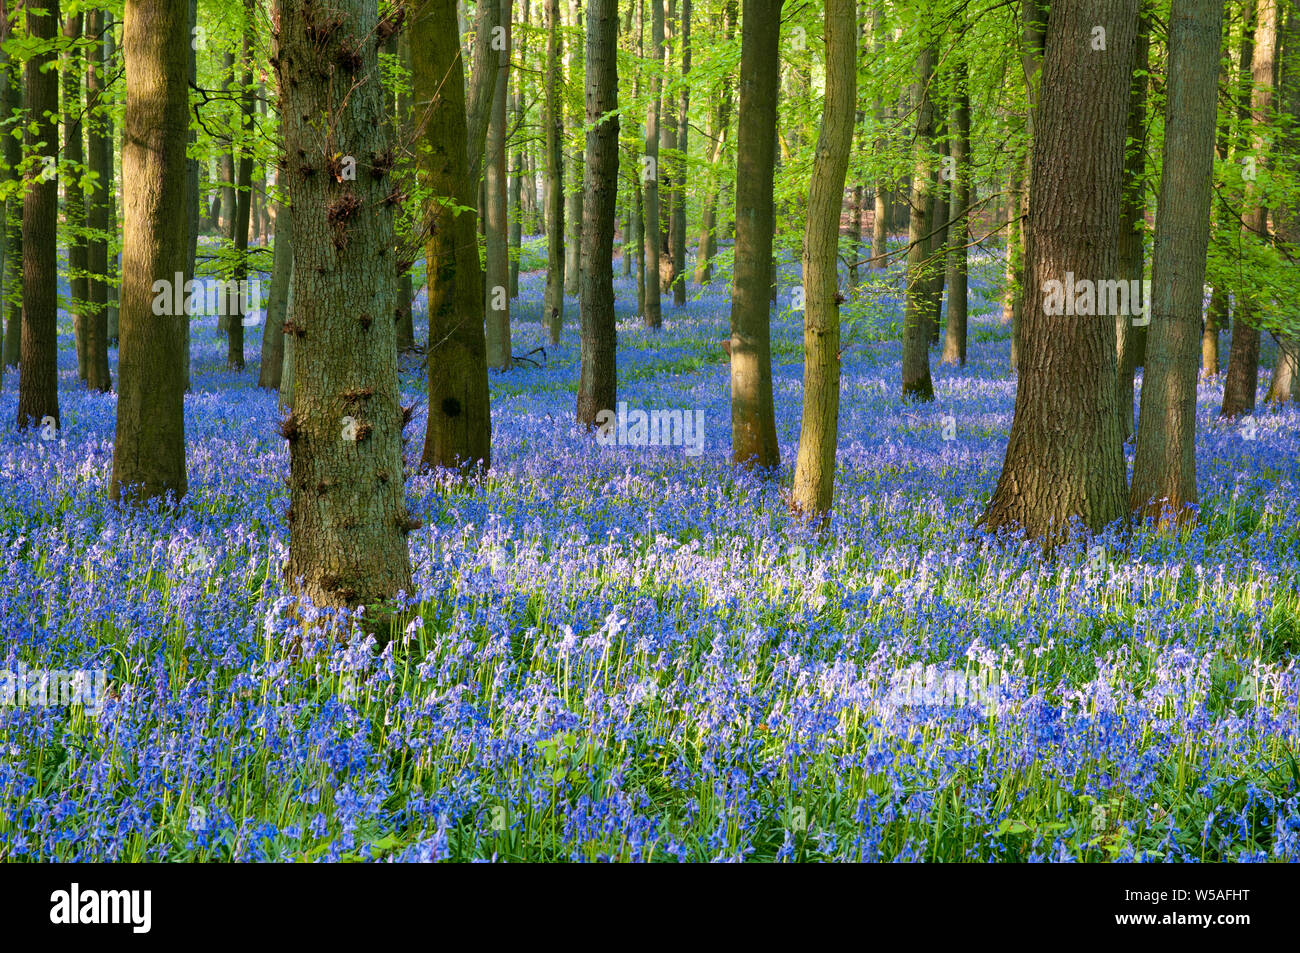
[[564, 0, 585, 298], [227, 8, 255, 370], [576, 0, 619, 427], [869, 4, 888, 267], [791, 0, 855, 518], [1130, 0, 1222, 523], [181, 0, 199, 392], [925, 86, 949, 345], [466, 0, 503, 184], [1265, 4, 1299, 405], [105, 14, 119, 346], [18, 0, 61, 432], [415, 0, 493, 472], [941, 55, 970, 367], [109, 0, 189, 500], [220, 50, 237, 236], [642, 0, 664, 327], [1201, 288, 1225, 377], [85, 7, 112, 391], [693, 0, 736, 286], [545, 0, 566, 343], [485, 0, 513, 369], [508, 0, 529, 299], [977, 0, 1137, 540], [728, 0, 783, 469], [1222, 0, 1277, 419], [259, 199, 292, 390], [669, 0, 690, 306], [64, 12, 91, 384], [901, 39, 936, 401], [1116, 11, 1150, 442], [274, 0, 413, 620], [393, 31, 415, 354], [1, 40, 20, 369]]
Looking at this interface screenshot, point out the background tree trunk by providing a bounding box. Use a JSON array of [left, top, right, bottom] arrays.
[[415, 0, 493, 472], [642, 0, 664, 328], [85, 6, 112, 392], [693, 0, 735, 285], [941, 55, 970, 367], [544, 0, 566, 343], [1265, 3, 1299, 405], [1116, 11, 1150, 442], [18, 0, 61, 433], [977, 0, 1137, 540], [110, 0, 189, 501], [791, 0, 855, 517], [485, 0, 513, 369], [64, 12, 90, 384], [1, 38, 19, 370], [576, 0, 620, 428], [1130, 0, 1222, 522], [259, 199, 292, 390], [728, 0, 782, 469], [669, 0, 690, 306], [901, 39, 936, 401]]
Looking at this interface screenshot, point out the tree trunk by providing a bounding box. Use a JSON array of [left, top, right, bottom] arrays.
[[728, 0, 783, 469], [941, 55, 970, 367], [576, 0, 620, 428], [977, 0, 1137, 541], [693, 0, 736, 286], [545, 0, 565, 343], [485, 0, 513, 370], [508, 0, 529, 299], [791, 0, 855, 518], [17, 0, 61, 433], [1130, 0, 1222, 523], [1265, 4, 1299, 406], [274, 0, 413, 620], [466, 0, 503, 184], [642, 0, 664, 328], [669, 0, 690, 306], [109, 0, 189, 500], [901, 39, 936, 401], [259, 200, 292, 390], [1116, 12, 1150, 442], [564, 0, 585, 298], [227, 8, 255, 370], [1221, 0, 1277, 419], [1, 41, 19, 369], [85, 6, 112, 392], [1201, 286, 1225, 377], [64, 12, 90, 383], [105, 13, 119, 346], [181, 0, 199, 393], [415, 0, 493, 472], [869, 4, 888, 267]]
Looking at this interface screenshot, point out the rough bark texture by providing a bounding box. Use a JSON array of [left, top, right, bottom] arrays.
[[18, 0, 61, 433], [485, 0, 513, 369], [85, 6, 112, 392], [901, 40, 936, 401], [576, 0, 619, 428], [64, 12, 89, 383], [1221, 0, 1276, 419], [564, 0, 584, 298], [642, 0, 664, 328], [941, 56, 970, 367], [977, 0, 1137, 541], [414, 0, 492, 472], [274, 0, 413, 618], [1130, 0, 1222, 523], [545, 0, 566, 343], [110, 0, 188, 501], [728, 0, 783, 470], [869, 4, 888, 267], [791, 0, 854, 517]]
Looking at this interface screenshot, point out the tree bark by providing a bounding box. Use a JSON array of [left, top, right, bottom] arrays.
[[642, 0, 664, 327], [941, 55, 970, 367], [485, 0, 513, 369], [1, 33, 19, 370], [977, 0, 1137, 541], [1221, 0, 1276, 419], [1130, 0, 1222, 523], [1265, 3, 1299, 406], [576, 0, 619, 428], [259, 199, 292, 390], [728, 0, 783, 469], [274, 0, 413, 619], [17, 0, 61, 433], [693, 0, 736, 286], [227, 6, 255, 370], [669, 0, 690, 306], [109, 0, 189, 501], [901, 39, 936, 401], [1116, 11, 1150, 442], [415, 0, 493, 472], [545, 0, 566, 342], [64, 12, 89, 383], [791, 0, 855, 517], [85, 6, 112, 392]]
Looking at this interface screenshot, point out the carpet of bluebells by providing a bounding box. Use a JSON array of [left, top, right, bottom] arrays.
[[2, 240, 1299, 862]]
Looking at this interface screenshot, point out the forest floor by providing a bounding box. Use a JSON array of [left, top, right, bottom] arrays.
[[1, 244, 1298, 860]]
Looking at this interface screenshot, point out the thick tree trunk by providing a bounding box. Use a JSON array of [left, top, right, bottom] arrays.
[[576, 0, 619, 428], [85, 7, 112, 392], [977, 0, 1137, 541], [1130, 0, 1222, 523], [109, 0, 189, 500], [274, 0, 413, 619], [18, 0, 61, 433], [901, 40, 936, 401], [544, 0, 565, 343], [941, 56, 970, 367], [415, 0, 493, 472], [728, 0, 783, 469], [1221, 0, 1276, 419], [791, 0, 854, 518], [485, 0, 513, 369], [642, 0, 664, 327], [1116, 12, 1150, 442]]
